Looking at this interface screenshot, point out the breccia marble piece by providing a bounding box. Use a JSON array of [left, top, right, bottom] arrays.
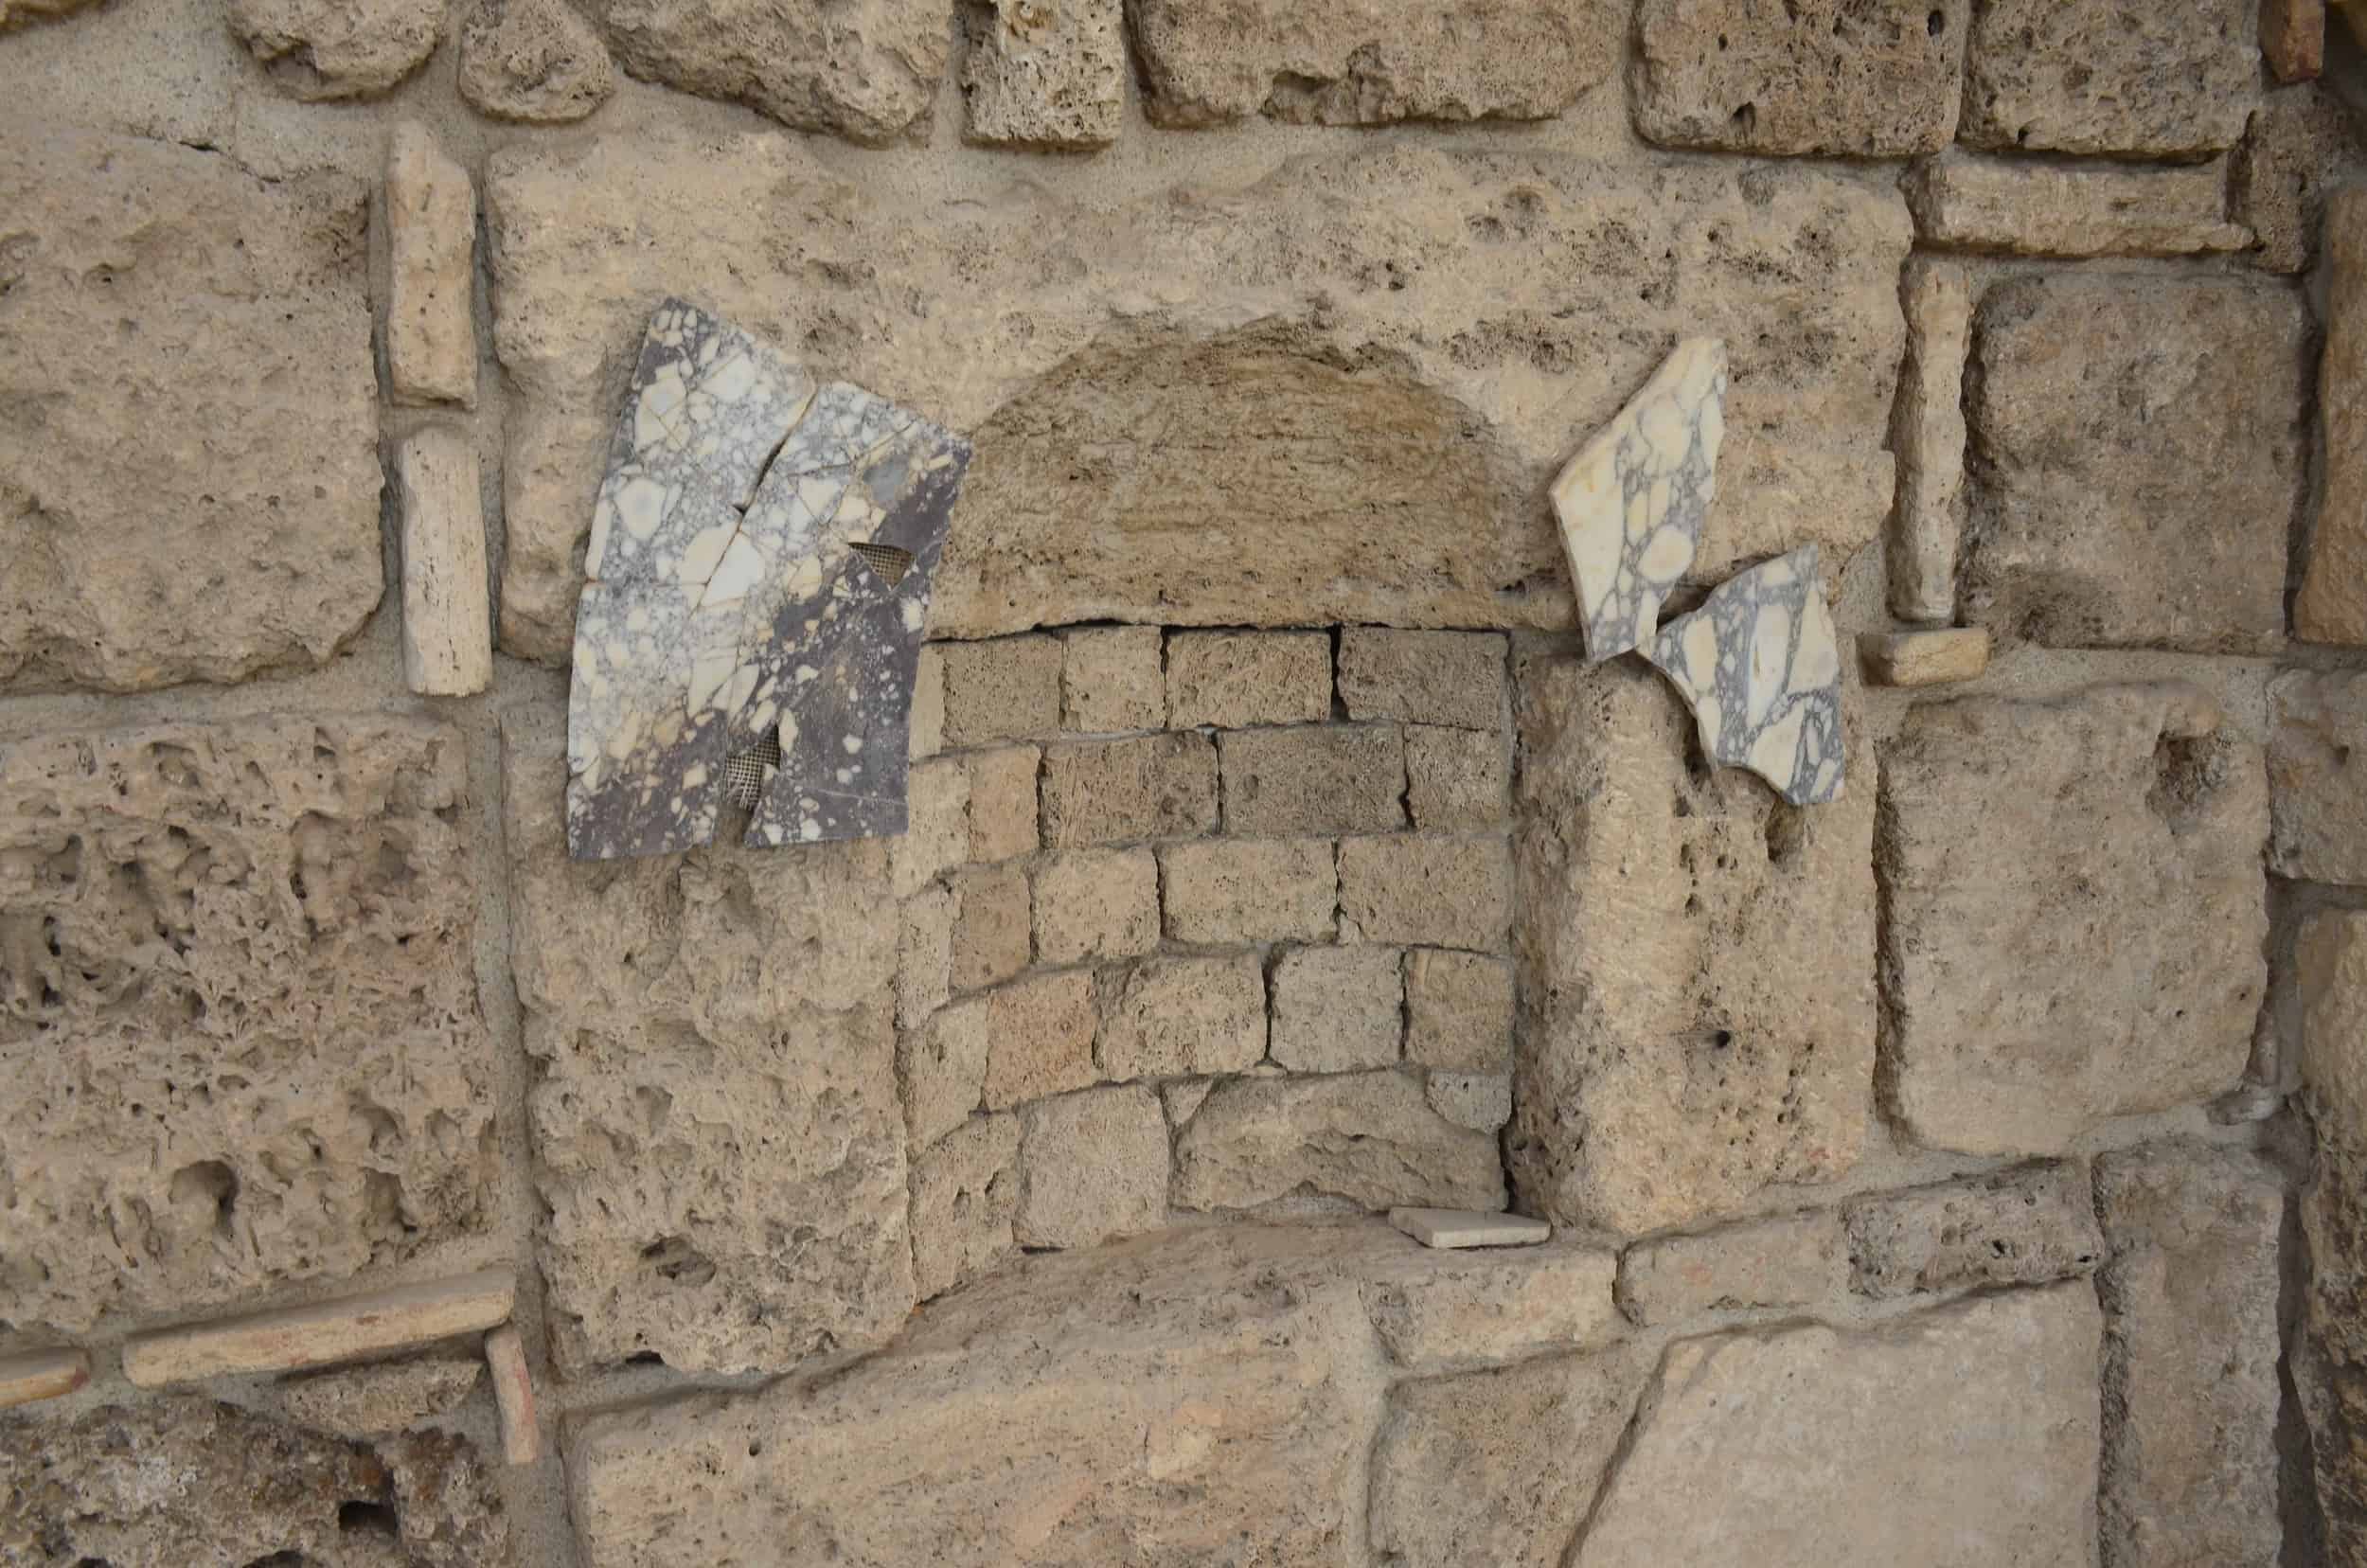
[[1645, 544, 1844, 805], [1550, 338, 1729, 664], [567, 299, 970, 859]]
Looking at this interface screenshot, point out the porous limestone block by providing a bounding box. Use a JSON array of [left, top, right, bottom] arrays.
[[1886, 258, 1970, 625], [961, 0, 1123, 149], [909, 1112, 1021, 1298], [1573, 1287, 2102, 1566], [1361, 1243, 1614, 1369], [1172, 1071, 1505, 1213], [1158, 837, 1336, 944], [1041, 734, 1219, 848], [276, 1356, 483, 1438], [901, 993, 988, 1149], [1966, 276, 2303, 654], [2269, 670, 2367, 882], [230, 0, 445, 97], [1508, 658, 1874, 1236], [1905, 151, 2250, 258], [1842, 1163, 2103, 1299], [939, 635, 1062, 746], [2233, 85, 2357, 275], [1404, 725, 1509, 829], [1425, 1071, 1511, 1131], [0, 1350, 88, 1412], [1059, 626, 1164, 733], [1878, 685, 2267, 1154], [1097, 954, 1267, 1079], [1161, 1078, 1216, 1127], [1337, 835, 1513, 952], [949, 864, 1031, 993], [1614, 1209, 1848, 1327], [457, 0, 616, 122], [1337, 628, 1507, 729], [1033, 847, 1159, 965], [1166, 630, 1331, 729], [2298, 910, 2367, 1551], [386, 124, 478, 408], [397, 428, 494, 696], [982, 971, 1098, 1109], [0, 716, 496, 1335], [2301, 187, 2367, 646], [484, 1323, 540, 1466], [895, 758, 970, 897], [2094, 1140, 2285, 1568], [1859, 628, 1987, 687], [1405, 949, 1514, 1072], [1269, 944, 1403, 1072], [1015, 1084, 1170, 1249], [1384, 1208, 1553, 1255], [1219, 724, 1405, 836], [2265, 0, 2325, 80], [0, 123, 380, 694], [963, 745, 1040, 863], [1960, 0, 2257, 156], [123, 1270, 515, 1387]]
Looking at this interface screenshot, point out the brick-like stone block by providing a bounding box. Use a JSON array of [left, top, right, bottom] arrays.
[[395, 427, 494, 697], [1059, 626, 1164, 733], [1166, 630, 1331, 729], [1338, 835, 1512, 952], [982, 971, 1098, 1109], [1160, 837, 1336, 944], [893, 756, 970, 898], [899, 993, 988, 1149], [276, 1355, 482, 1438], [1359, 1243, 1623, 1371], [1405, 949, 1514, 1072], [1033, 846, 1159, 965], [1887, 258, 1971, 625], [963, 744, 1040, 864], [950, 863, 1032, 993], [1960, 0, 2257, 157], [1615, 1209, 1849, 1327], [1878, 684, 2266, 1154], [2233, 85, 2357, 276], [1906, 151, 2249, 258], [0, 716, 496, 1336], [1269, 944, 1402, 1072], [386, 122, 478, 407], [1631, 0, 1967, 155], [1508, 658, 1873, 1236], [1337, 628, 1507, 729], [2297, 909, 2367, 1550], [909, 1112, 1020, 1299], [1014, 1084, 1170, 1249], [909, 644, 947, 760], [1098, 954, 1268, 1079], [939, 635, 1062, 746], [960, 0, 1123, 149], [1041, 733, 1219, 848], [2269, 670, 2367, 884], [2301, 187, 2367, 647], [1842, 1163, 2104, 1299], [458, 0, 617, 122], [1404, 725, 1508, 829], [1172, 1071, 1504, 1212], [1219, 724, 1405, 835], [1425, 1070, 1511, 1131], [1965, 276, 2304, 654]]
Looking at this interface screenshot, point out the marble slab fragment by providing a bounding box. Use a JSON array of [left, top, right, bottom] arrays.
[[1645, 544, 1845, 805], [1389, 1207, 1553, 1250], [1550, 338, 1728, 663]]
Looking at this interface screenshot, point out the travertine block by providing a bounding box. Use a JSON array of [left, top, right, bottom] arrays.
[[2233, 85, 2357, 275], [1403, 726, 1508, 829], [2301, 187, 2367, 646], [1843, 1163, 2103, 1299], [1337, 628, 1507, 729], [1059, 626, 1164, 732], [1337, 835, 1513, 952], [1166, 630, 1331, 729], [1387, 1208, 1552, 1253], [0, 1349, 88, 1411], [909, 1112, 1020, 1298], [939, 635, 1062, 746], [1906, 151, 2250, 258], [1405, 949, 1515, 1072], [961, 0, 1122, 149], [457, 0, 616, 122], [901, 993, 988, 1149], [123, 1270, 515, 1387], [1615, 1209, 1847, 1327], [1033, 846, 1160, 964], [1219, 724, 1405, 835], [1015, 1084, 1170, 1249], [1360, 1241, 1616, 1369], [2270, 671, 2367, 882], [397, 427, 493, 696], [983, 971, 1098, 1109], [1172, 1071, 1504, 1212], [386, 123, 477, 407], [963, 745, 1041, 864], [1041, 734, 1219, 847], [1858, 627, 1988, 687], [950, 863, 1032, 993], [276, 1355, 481, 1437], [485, 1323, 540, 1466], [1159, 837, 1336, 944], [1960, 0, 2257, 156], [1098, 954, 1267, 1078], [1886, 258, 1970, 625], [1269, 944, 1403, 1072]]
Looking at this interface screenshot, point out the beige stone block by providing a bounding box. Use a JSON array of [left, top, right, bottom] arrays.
[[589, 0, 951, 142], [386, 123, 477, 407], [2266, 0, 2325, 79], [1960, 0, 2257, 156], [909, 644, 947, 759], [950, 863, 1032, 994], [2297, 910, 2367, 1552], [1161, 1078, 1217, 1127], [963, 744, 1040, 864], [1098, 954, 1267, 1079], [1041, 734, 1219, 848], [1858, 627, 1988, 687], [1269, 944, 1402, 1072], [1337, 628, 1507, 729], [1219, 723, 1404, 836], [897, 882, 955, 1031], [1887, 258, 1971, 625], [1843, 1163, 2103, 1299], [0, 1348, 88, 1411], [2301, 187, 2367, 645], [1015, 1084, 1170, 1249], [1425, 1070, 1511, 1131], [1405, 949, 1514, 1072], [1033, 847, 1159, 965], [1159, 837, 1336, 944], [276, 1354, 481, 1436], [1059, 626, 1164, 733], [961, 0, 1122, 148], [1338, 834, 1512, 952], [123, 1269, 515, 1387], [1361, 1241, 1617, 1374], [1166, 630, 1331, 729], [1614, 1209, 1848, 1327], [1387, 1208, 1552, 1252], [1404, 724, 1508, 829], [1172, 1071, 1504, 1212], [485, 1323, 540, 1466], [2232, 85, 2357, 276], [396, 427, 493, 696], [1906, 151, 2250, 258], [983, 971, 1098, 1109], [909, 1112, 1021, 1298], [940, 634, 1062, 747], [231, 0, 445, 98], [2269, 670, 2367, 882], [457, 0, 616, 123], [893, 757, 970, 897], [2304, 911, 2367, 1138]]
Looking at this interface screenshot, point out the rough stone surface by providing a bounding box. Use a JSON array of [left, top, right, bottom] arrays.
[[1631, 0, 1967, 155], [2266, 0, 2325, 80], [1219, 724, 1405, 836], [588, 0, 949, 142], [1615, 1208, 1848, 1327], [1887, 258, 1970, 625], [1371, 1345, 1650, 1568], [2270, 671, 2367, 883], [1, 121, 380, 694], [386, 123, 478, 408], [1859, 628, 1987, 687], [1269, 943, 1403, 1072], [1404, 724, 1509, 829], [908, 1111, 1020, 1298], [485, 135, 1910, 662], [2233, 85, 2357, 275], [0, 715, 495, 1335], [1959, 0, 2257, 157], [123, 1270, 514, 1388], [278, 1357, 486, 1438], [1337, 834, 1513, 952], [983, 970, 1098, 1109], [949, 863, 1031, 993], [1059, 626, 1164, 733], [1405, 948, 1514, 1072], [1033, 846, 1160, 964], [1097, 954, 1267, 1079], [2301, 187, 2367, 647], [896, 757, 970, 897], [1424, 1069, 1512, 1131], [963, 745, 1041, 864], [940, 635, 1063, 747], [1172, 1071, 1505, 1213], [506, 723, 913, 1374], [2094, 1140, 2285, 1568], [1842, 1163, 2105, 1299], [1158, 836, 1336, 944], [0, 0, 100, 26], [961, 0, 1122, 148], [1965, 275, 2303, 654], [1360, 1242, 1618, 1369], [1165, 630, 1331, 729], [397, 427, 494, 697], [1508, 657, 1874, 1236], [1907, 151, 2250, 258], [2299, 910, 2367, 1557], [229, 0, 446, 97], [901, 993, 989, 1149], [457, 0, 616, 121], [1130, 0, 1618, 126], [1337, 628, 1507, 729], [1014, 1085, 1169, 1249], [1041, 735, 1218, 848], [1878, 685, 2267, 1154], [1575, 1286, 2102, 1567]]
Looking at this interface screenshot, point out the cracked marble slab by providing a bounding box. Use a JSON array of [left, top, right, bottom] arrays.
[[1550, 338, 1728, 664], [565, 301, 970, 859], [1644, 544, 1844, 806]]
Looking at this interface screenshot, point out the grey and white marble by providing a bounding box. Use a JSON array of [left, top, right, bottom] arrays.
[[565, 301, 970, 859], [1644, 544, 1845, 806], [1550, 337, 1728, 664]]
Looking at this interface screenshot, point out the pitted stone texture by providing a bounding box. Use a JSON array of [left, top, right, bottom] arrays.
[[1372, 1345, 1651, 1568], [1406, 725, 1509, 830], [961, 0, 1122, 148], [1033, 846, 1159, 964], [901, 993, 989, 1149], [2269, 671, 2367, 883], [2234, 86, 2358, 275], [1159, 836, 1336, 944], [0, 122, 379, 694], [1015, 1084, 1169, 1249], [1631, 0, 1967, 155], [1965, 276, 2303, 654], [949, 863, 1030, 993], [458, 0, 616, 121], [1907, 151, 2250, 258], [1360, 1242, 1621, 1370], [940, 635, 1062, 746], [2298, 910, 2367, 1556], [1098, 954, 1267, 1079], [1877, 685, 2266, 1155], [0, 716, 495, 1335], [1509, 657, 1874, 1237], [1337, 834, 1513, 952], [229, 0, 445, 97], [586, 0, 948, 142], [2300, 187, 2367, 647], [1219, 724, 1405, 836], [1888, 258, 1969, 625], [1165, 630, 1330, 729], [277, 1357, 485, 1439], [1405, 948, 1514, 1072], [1059, 627, 1164, 733], [1842, 1163, 2104, 1299], [909, 1111, 1020, 1298], [1130, 0, 1618, 126], [1338, 628, 1506, 730], [2094, 1140, 2285, 1568], [1269, 943, 1403, 1072], [1041, 734, 1218, 848], [486, 135, 1910, 661], [1960, 0, 2257, 157], [506, 724, 913, 1375], [1574, 1286, 2102, 1567], [1615, 1208, 1848, 1327], [1172, 1071, 1504, 1213], [1426, 1070, 1511, 1131]]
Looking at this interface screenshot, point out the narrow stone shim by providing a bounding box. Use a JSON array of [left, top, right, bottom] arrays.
[[121, 1268, 516, 1386], [485, 1323, 541, 1466], [0, 1348, 89, 1410]]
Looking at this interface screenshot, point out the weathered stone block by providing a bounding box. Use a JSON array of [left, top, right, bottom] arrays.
[[983, 971, 1098, 1109], [894, 757, 970, 897], [1033, 846, 1159, 965], [0, 123, 380, 694], [1965, 275, 2303, 654], [2269, 671, 2367, 883], [1059, 626, 1163, 733], [1337, 628, 1507, 729], [396, 427, 494, 698], [1508, 658, 1874, 1236], [1878, 685, 2267, 1154], [1960, 0, 2257, 157], [1907, 151, 2249, 258], [457, 0, 616, 122], [909, 1112, 1021, 1299], [1404, 724, 1509, 829], [386, 123, 478, 407], [940, 635, 1062, 747], [1360, 1242, 1621, 1371], [1887, 258, 1970, 625], [0, 716, 495, 1336], [1166, 631, 1331, 729], [2265, 0, 2325, 80], [1615, 1208, 1848, 1327], [901, 993, 989, 1149], [1859, 627, 1988, 687], [1426, 1070, 1511, 1131], [963, 745, 1041, 864], [1097, 954, 1267, 1079], [2298, 910, 2367, 1556], [1843, 1163, 2104, 1299], [1631, 0, 1967, 155], [1219, 724, 1405, 836], [961, 0, 1122, 149], [276, 1356, 484, 1439], [1159, 837, 1336, 944], [2301, 187, 2367, 647], [1338, 834, 1513, 952], [950, 864, 1032, 993], [589, 0, 950, 142], [230, 0, 445, 97], [122, 1269, 513, 1388], [2233, 85, 2357, 275], [1041, 734, 1218, 848], [1015, 1084, 1169, 1249], [1172, 1071, 1504, 1212], [910, 645, 948, 761], [1405, 948, 1515, 1072], [1269, 944, 1402, 1072]]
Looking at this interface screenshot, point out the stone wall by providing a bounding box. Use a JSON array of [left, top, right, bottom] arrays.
[[0, 0, 2361, 1561]]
